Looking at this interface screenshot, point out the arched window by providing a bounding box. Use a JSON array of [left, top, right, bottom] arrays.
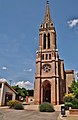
[[43, 34, 46, 49], [48, 33, 50, 49]]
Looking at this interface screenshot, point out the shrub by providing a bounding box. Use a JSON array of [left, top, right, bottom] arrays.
[[64, 98, 78, 109], [72, 104, 78, 109], [8, 100, 20, 108], [65, 102, 73, 110], [39, 102, 55, 112], [8, 100, 24, 110], [71, 98, 78, 105], [64, 94, 74, 103], [71, 98, 78, 109], [14, 102, 24, 110]]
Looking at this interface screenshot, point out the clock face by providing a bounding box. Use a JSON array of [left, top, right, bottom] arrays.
[[43, 64, 51, 72]]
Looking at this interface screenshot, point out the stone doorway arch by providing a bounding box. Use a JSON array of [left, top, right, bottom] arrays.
[[43, 80, 51, 103]]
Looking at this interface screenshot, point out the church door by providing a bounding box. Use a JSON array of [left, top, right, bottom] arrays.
[[43, 81, 51, 103]]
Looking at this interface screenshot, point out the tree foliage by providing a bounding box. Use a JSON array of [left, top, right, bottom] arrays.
[[64, 80, 78, 109], [12, 85, 27, 98], [12, 85, 34, 98], [27, 89, 34, 96], [69, 80, 78, 99]]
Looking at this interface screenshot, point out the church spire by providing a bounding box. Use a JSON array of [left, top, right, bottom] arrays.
[[39, 0, 54, 30], [44, 0, 52, 23]]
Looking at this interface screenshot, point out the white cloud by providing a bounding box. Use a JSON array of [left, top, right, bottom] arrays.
[[16, 81, 34, 89], [67, 19, 78, 28], [24, 68, 32, 72], [27, 69, 32, 72], [0, 78, 7, 82], [1, 66, 8, 70]]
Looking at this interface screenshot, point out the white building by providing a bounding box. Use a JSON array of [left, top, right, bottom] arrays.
[[0, 81, 17, 106]]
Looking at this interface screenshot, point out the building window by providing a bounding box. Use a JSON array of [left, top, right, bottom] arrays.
[[49, 54, 51, 59], [43, 34, 46, 49], [48, 33, 50, 49], [46, 54, 48, 60], [42, 54, 44, 60]]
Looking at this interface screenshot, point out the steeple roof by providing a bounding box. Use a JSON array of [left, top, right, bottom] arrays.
[[39, 0, 55, 31], [44, 0, 52, 23]]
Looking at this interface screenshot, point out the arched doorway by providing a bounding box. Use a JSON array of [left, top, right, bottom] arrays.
[[43, 80, 51, 103]]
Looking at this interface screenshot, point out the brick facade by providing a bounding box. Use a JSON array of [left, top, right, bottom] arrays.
[[34, 1, 74, 105]]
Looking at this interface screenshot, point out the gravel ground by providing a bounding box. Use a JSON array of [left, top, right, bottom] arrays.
[[0, 109, 59, 120]]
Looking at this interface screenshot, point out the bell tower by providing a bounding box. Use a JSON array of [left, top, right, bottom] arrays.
[[34, 1, 66, 105], [39, 0, 56, 51]]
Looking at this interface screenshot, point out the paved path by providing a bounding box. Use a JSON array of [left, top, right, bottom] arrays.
[[0, 109, 59, 120], [24, 104, 63, 111], [58, 111, 78, 120], [59, 115, 78, 120], [0, 112, 3, 119]]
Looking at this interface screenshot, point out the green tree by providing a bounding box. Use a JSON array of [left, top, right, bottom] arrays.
[[69, 80, 78, 99], [27, 89, 34, 96], [12, 85, 27, 98]]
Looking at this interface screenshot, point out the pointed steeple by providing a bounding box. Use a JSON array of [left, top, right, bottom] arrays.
[[44, 0, 52, 23], [39, 0, 55, 31]]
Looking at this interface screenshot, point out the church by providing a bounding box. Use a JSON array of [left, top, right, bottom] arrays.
[[34, 1, 74, 105]]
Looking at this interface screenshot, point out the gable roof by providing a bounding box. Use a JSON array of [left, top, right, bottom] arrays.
[[0, 81, 18, 94]]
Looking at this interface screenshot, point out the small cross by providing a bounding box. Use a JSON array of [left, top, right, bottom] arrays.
[[46, 0, 49, 4]]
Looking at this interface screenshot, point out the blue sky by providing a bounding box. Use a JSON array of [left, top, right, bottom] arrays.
[[0, 0, 78, 88]]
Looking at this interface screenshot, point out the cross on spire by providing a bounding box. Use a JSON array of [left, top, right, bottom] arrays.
[[46, 0, 49, 4]]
